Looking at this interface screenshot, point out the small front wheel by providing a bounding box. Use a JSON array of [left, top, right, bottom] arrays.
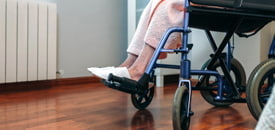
[[172, 85, 191, 130], [131, 83, 155, 110]]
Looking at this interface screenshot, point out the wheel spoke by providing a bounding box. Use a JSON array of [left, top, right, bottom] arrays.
[[260, 93, 271, 98], [137, 95, 143, 103], [200, 58, 246, 107], [145, 94, 150, 101], [208, 81, 219, 87], [131, 86, 155, 109]]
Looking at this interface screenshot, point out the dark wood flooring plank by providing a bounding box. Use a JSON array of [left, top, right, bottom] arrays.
[[0, 82, 257, 130]]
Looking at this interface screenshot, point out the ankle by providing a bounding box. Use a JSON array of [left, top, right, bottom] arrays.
[[128, 68, 144, 81], [119, 54, 138, 68]]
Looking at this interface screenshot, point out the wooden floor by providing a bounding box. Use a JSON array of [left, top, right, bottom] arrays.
[[0, 82, 257, 130]]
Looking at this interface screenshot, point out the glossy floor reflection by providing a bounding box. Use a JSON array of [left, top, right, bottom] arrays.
[[0, 82, 257, 130]]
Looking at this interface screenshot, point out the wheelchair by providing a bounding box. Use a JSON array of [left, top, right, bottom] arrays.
[[103, 0, 275, 129]]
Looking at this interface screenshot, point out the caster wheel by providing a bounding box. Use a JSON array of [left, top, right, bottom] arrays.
[[131, 83, 155, 110], [172, 85, 191, 130]]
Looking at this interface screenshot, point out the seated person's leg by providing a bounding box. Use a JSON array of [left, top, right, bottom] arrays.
[[88, 0, 184, 81], [121, 0, 153, 68], [119, 53, 138, 68], [128, 43, 155, 81]]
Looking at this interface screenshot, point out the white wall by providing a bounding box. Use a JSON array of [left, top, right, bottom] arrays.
[[234, 33, 261, 78], [190, 29, 228, 70], [234, 22, 275, 78], [260, 21, 275, 61], [35, 0, 128, 78], [190, 29, 217, 70]]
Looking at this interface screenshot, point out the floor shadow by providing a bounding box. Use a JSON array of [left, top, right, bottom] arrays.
[[195, 106, 245, 129], [131, 109, 155, 130]]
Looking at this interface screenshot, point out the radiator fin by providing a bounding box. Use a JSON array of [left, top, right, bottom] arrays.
[[0, 0, 57, 83]]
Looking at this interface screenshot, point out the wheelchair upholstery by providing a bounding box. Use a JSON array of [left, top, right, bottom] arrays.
[[191, 0, 275, 12], [188, 0, 275, 36]]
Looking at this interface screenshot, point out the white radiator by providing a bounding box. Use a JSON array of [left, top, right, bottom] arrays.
[[0, 0, 57, 83]]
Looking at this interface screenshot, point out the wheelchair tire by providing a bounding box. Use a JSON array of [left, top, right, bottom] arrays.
[[246, 59, 275, 120], [172, 85, 191, 130], [131, 83, 155, 110], [199, 58, 246, 107]]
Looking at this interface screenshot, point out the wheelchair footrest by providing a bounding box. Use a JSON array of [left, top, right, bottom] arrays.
[[102, 73, 150, 95], [102, 76, 139, 94]]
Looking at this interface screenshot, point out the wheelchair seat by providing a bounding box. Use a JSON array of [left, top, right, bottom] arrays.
[[191, 0, 275, 13], [188, 0, 275, 36]]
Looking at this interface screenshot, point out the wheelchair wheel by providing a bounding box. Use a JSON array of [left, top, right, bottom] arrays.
[[172, 85, 191, 130], [199, 58, 246, 106], [131, 82, 155, 110], [246, 59, 275, 120]]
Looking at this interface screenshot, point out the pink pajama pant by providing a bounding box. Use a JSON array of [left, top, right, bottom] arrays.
[[127, 0, 185, 56]]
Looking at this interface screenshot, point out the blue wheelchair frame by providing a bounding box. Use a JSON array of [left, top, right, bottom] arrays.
[[104, 0, 275, 129]]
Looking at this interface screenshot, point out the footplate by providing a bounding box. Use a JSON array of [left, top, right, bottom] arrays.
[[103, 73, 150, 94]]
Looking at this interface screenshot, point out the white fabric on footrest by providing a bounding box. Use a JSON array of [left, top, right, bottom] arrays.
[[88, 67, 131, 80]]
